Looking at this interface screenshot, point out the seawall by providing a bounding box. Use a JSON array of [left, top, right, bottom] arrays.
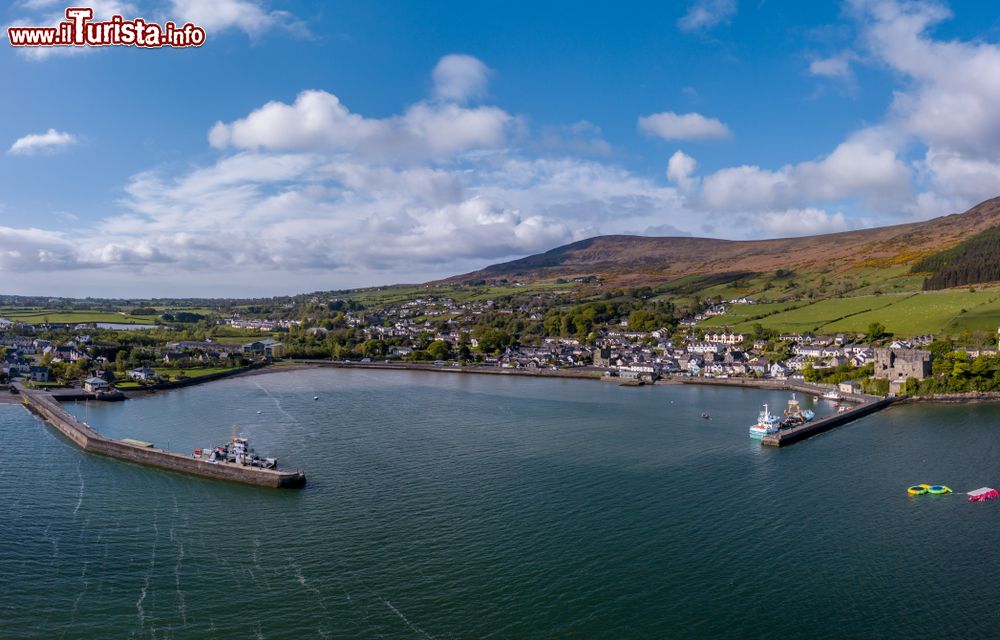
[[122, 363, 268, 397], [20, 388, 305, 488]]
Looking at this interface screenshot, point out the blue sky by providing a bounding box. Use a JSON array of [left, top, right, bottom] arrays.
[[3, 0, 1000, 297]]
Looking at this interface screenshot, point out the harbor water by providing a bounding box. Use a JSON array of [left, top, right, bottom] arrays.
[[3, 368, 1000, 638]]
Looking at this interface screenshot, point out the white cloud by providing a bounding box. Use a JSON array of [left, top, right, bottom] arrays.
[[31, 146, 696, 288], [0, 226, 80, 271], [91, 152, 589, 274], [920, 149, 1000, 204], [638, 111, 731, 141], [208, 89, 513, 160], [432, 54, 491, 103], [8, 129, 78, 155], [678, 0, 737, 32], [692, 128, 911, 211], [757, 208, 851, 237], [169, 0, 304, 37], [698, 164, 792, 211], [808, 52, 857, 80], [666, 150, 698, 191]]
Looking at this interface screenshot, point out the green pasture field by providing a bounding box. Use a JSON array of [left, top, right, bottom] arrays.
[[715, 290, 1000, 337], [0, 309, 153, 324], [153, 367, 237, 379], [697, 302, 801, 328], [0, 306, 218, 325], [824, 291, 1000, 336], [723, 295, 907, 333]]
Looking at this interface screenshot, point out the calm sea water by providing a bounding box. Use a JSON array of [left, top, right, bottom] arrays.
[[3, 369, 1000, 638]]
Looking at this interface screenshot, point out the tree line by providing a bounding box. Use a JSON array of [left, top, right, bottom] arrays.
[[911, 226, 1000, 290]]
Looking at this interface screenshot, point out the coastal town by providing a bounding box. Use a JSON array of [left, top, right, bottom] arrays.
[[0, 293, 975, 398]]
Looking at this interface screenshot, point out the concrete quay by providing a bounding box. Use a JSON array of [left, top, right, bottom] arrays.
[[18, 387, 306, 488]]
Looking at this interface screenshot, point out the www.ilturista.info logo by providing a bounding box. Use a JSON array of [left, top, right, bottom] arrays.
[[8, 7, 206, 49]]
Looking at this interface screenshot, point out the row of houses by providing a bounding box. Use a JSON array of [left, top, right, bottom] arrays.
[[498, 340, 593, 369], [588, 325, 895, 382]]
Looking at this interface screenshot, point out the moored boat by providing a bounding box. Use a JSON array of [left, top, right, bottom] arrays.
[[780, 394, 815, 429], [749, 403, 780, 439], [203, 425, 278, 470]]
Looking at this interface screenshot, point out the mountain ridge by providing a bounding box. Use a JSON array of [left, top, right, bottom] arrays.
[[444, 197, 1000, 287]]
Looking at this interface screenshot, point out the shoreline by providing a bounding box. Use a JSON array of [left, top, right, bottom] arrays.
[[25, 357, 1000, 405], [115, 361, 605, 399]]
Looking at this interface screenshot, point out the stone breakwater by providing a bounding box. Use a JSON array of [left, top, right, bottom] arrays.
[[20, 389, 306, 489]]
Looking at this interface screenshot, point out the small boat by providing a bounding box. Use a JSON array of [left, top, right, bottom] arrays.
[[822, 390, 843, 401], [257, 410, 263, 414], [313, 396, 319, 401], [749, 403, 780, 439], [701, 412, 711, 420]]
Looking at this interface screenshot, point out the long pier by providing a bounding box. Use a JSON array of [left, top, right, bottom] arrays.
[[19, 388, 306, 488], [760, 397, 896, 447]]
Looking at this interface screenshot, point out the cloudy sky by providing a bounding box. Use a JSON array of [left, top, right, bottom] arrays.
[[3, 0, 1000, 297]]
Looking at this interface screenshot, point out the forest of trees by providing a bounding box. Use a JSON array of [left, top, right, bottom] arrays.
[[911, 226, 1000, 290]]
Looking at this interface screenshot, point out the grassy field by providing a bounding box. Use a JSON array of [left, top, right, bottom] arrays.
[[115, 366, 240, 388], [945, 297, 1000, 333], [154, 366, 237, 378], [702, 289, 1000, 337], [0, 309, 156, 324], [825, 291, 1000, 335], [711, 295, 905, 333], [0, 306, 220, 324], [697, 302, 802, 328]]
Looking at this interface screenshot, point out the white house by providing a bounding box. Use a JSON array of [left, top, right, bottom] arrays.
[[769, 363, 791, 379], [687, 342, 724, 355], [705, 332, 746, 346], [84, 377, 110, 393], [128, 367, 157, 381]]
